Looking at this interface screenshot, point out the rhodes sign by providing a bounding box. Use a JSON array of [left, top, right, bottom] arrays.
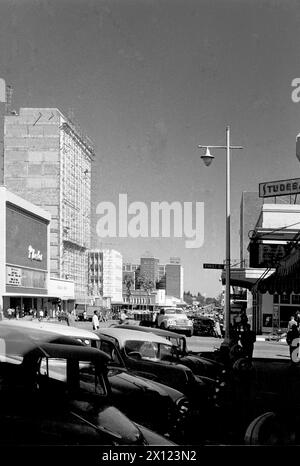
[[259, 178, 300, 198]]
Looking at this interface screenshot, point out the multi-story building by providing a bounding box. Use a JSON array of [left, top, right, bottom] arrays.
[[140, 256, 159, 285], [4, 107, 94, 305], [88, 249, 123, 304], [165, 260, 184, 300]]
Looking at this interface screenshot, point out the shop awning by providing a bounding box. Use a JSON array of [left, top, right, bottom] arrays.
[[257, 246, 300, 294]]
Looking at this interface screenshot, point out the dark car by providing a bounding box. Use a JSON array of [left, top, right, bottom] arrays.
[[113, 324, 226, 381], [192, 316, 217, 336], [0, 326, 175, 446], [97, 335, 190, 441], [0, 319, 188, 441], [96, 327, 219, 415]]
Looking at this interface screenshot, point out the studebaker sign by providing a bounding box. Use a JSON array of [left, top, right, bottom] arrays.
[[259, 178, 300, 198]]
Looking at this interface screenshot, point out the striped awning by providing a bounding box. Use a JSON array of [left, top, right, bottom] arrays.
[[258, 247, 300, 294]]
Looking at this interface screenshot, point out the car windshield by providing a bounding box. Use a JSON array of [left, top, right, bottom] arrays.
[[165, 309, 183, 315], [124, 339, 173, 362]]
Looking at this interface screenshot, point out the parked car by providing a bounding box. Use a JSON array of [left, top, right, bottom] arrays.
[[0, 319, 188, 441], [96, 327, 219, 411], [156, 308, 194, 337], [0, 319, 101, 347], [113, 323, 226, 381], [0, 325, 175, 446], [192, 316, 217, 337]]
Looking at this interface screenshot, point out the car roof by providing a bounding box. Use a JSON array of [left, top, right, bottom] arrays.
[[114, 324, 186, 340], [0, 320, 100, 341], [97, 327, 172, 346], [24, 341, 109, 364]]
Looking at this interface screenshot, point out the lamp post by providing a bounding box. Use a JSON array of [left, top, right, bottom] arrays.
[[198, 125, 243, 345]]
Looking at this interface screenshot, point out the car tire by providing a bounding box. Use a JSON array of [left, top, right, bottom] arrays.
[[160, 322, 166, 330], [186, 330, 193, 337]]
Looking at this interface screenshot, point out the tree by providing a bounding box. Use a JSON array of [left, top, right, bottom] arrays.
[[136, 275, 155, 295], [123, 274, 134, 300]]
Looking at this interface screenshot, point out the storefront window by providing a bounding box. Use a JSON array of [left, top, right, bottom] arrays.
[[273, 294, 279, 304], [292, 295, 300, 305], [280, 294, 290, 304]]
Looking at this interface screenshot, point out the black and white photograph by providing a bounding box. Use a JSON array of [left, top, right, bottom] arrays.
[[0, 0, 300, 461]]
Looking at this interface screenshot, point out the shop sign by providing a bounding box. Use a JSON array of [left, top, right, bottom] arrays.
[[259, 178, 300, 198], [6, 266, 22, 286], [249, 242, 290, 268], [28, 245, 43, 261]]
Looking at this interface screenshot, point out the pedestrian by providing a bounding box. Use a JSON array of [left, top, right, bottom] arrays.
[[7, 307, 12, 320], [286, 324, 300, 363], [38, 308, 44, 321], [66, 311, 75, 326], [83, 310, 87, 321], [240, 324, 256, 361], [119, 309, 127, 324], [214, 320, 222, 338], [295, 310, 300, 327], [92, 310, 100, 330], [287, 316, 298, 332]]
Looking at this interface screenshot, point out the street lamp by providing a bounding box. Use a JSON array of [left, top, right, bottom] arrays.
[[198, 125, 243, 346]]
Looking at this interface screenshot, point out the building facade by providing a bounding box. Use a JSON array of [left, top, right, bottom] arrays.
[[4, 107, 94, 305], [140, 256, 159, 285], [165, 261, 184, 300], [88, 249, 123, 304]]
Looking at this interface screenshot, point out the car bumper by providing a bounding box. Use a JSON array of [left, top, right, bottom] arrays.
[[168, 325, 193, 331]]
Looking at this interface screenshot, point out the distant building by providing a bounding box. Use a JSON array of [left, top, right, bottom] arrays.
[[165, 260, 184, 300], [140, 256, 159, 285], [88, 249, 123, 304]]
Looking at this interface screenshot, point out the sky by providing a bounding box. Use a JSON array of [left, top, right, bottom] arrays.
[[1, 0, 300, 297]]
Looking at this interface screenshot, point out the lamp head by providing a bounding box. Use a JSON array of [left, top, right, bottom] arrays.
[[200, 147, 214, 166]]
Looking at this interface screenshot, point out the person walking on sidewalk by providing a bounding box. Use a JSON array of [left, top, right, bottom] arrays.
[[240, 324, 256, 361], [286, 324, 300, 363], [287, 316, 298, 332], [92, 310, 100, 330]]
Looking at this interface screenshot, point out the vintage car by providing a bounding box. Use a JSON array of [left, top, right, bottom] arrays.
[[0, 319, 101, 347], [0, 325, 175, 446], [192, 315, 217, 337], [156, 308, 194, 337], [0, 320, 188, 441], [96, 327, 219, 414], [113, 324, 226, 381]]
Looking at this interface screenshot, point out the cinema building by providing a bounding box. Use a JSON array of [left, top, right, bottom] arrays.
[[0, 186, 74, 315]]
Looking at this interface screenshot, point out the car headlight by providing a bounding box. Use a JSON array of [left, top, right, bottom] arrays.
[[168, 319, 177, 326]]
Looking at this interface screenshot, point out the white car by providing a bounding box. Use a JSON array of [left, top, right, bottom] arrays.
[[157, 308, 193, 337]]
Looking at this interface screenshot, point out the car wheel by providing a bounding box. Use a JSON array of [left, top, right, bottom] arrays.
[[186, 330, 193, 337], [160, 322, 166, 330]]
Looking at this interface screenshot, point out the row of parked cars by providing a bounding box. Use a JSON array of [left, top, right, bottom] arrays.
[[0, 318, 228, 446]]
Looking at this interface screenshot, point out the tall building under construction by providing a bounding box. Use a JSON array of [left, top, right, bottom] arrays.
[[4, 107, 94, 305]]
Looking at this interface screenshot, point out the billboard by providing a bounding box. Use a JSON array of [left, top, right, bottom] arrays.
[[5, 203, 48, 293], [6, 204, 48, 271]]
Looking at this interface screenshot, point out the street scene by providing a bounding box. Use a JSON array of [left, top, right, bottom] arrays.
[[0, 0, 300, 459]]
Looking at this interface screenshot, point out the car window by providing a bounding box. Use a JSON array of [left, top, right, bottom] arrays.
[[124, 340, 173, 362], [40, 357, 67, 382], [99, 340, 123, 366], [39, 358, 107, 396], [79, 362, 107, 395]]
